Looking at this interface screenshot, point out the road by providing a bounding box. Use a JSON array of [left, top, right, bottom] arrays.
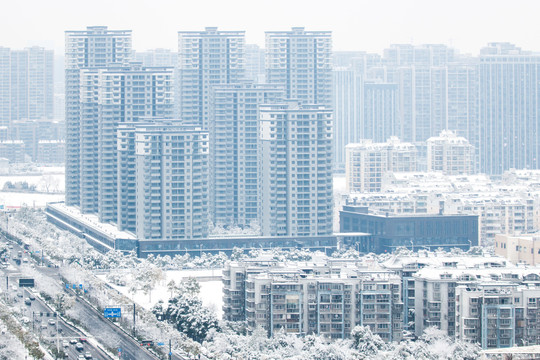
[[2, 253, 111, 359], [1, 234, 168, 360]]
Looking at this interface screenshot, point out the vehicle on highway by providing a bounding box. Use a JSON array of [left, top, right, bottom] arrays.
[[70, 339, 77, 344], [48, 319, 56, 326], [24, 298, 31, 305], [22, 257, 28, 263], [84, 352, 92, 359], [79, 337, 87, 343], [63, 340, 69, 347], [78, 355, 85, 360], [28, 294, 35, 300], [17, 292, 23, 297], [41, 324, 47, 329], [75, 342, 84, 351]]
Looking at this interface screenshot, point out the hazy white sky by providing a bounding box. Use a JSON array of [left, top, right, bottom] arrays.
[[2, 0, 539, 56]]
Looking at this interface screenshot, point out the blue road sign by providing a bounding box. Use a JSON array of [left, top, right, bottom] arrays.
[[65, 284, 69, 289], [104, 307, 122, 318]]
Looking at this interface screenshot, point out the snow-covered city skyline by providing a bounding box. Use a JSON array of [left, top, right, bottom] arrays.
[[1, 2, 540, 358]]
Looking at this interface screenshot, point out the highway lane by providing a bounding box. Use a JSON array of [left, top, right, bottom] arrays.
[[1, 241, 112, 359], [1, 232, 191, 360]]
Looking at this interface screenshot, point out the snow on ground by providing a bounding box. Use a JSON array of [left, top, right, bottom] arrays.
[[0, 173, 64, 193], [98, 268, 224, 318], [0, 192, 64, 208], [333, 174, 347, 232], [333, 174, 346, 193]]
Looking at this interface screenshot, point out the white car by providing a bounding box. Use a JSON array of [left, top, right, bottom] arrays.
[[48, 319, 56, 326]]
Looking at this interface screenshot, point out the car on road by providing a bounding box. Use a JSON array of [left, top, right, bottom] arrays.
[[28, 294, 35, 300], [75, 342, 84, 351], [41, 324, 47, 329], [84, 352, 92, 359], [24, 298, 31, 305], [77, 355, 85, 360], [63, 340, 69, 347], [79, 337, 87, 343], [17, 292, 23, 298], [69, 339, 77, 344], [48, 319, 56, 326]]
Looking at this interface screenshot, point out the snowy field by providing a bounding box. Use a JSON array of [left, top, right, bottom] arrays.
[[0, 172, 64, 193], [0, 165, 65, 208], [333, 174, 347, 232], [97, 269, 224, 318], [0, 192, 64, 208]]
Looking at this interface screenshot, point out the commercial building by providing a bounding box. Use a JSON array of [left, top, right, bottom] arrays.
[[339, 205, 479, 253], [259, 101, 333, 237], [345, 170, 540, 245]]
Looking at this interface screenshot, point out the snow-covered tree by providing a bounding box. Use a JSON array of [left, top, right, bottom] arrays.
[[351, 325, 386, 357], [152, 279, 219, 343]]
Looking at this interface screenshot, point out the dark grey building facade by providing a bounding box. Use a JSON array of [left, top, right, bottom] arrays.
[[340, 205, 479, 253]]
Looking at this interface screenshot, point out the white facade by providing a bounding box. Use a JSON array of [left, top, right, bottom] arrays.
[[346, 137, 417, 193], [347, 171, 540, 245], [224, 259, 403, 341], [37, 140, 65, 164], [332, 67, 363, 170], [177, 27, 245, 129], [427, 130, 474, 175], [259, 102, 333, 237], [479, 43, 540, 174], [0, 46, 54, 127], [78, 64, 173, 223], [0, 140, 25, 163], [129, 121, 209, 241], [64, 26, 132, 207], [209, 83, 284, 228], [266, 27, 332, 107]]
